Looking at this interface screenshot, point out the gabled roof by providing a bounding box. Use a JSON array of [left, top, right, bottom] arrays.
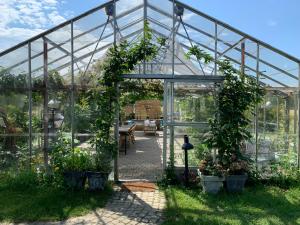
[[0, 0, 299, 90]]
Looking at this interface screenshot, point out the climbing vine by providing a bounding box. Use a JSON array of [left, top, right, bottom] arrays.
[[88, 21, 165, 172]]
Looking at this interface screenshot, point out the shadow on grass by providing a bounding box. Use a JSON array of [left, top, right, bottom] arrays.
[[162, 185, 300, 225], [0, 184, 113, 223]]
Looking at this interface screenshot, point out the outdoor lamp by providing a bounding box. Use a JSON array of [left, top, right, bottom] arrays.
[[48, 99, 60, 109], [54, 113, 64, 128], [182, 135, 194, 186]]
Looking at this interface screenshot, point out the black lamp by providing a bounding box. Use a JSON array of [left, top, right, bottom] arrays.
[[182, 135, 194, 186]]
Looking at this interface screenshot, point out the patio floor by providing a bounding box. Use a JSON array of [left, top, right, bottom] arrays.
[[118, 131, 163, 181]]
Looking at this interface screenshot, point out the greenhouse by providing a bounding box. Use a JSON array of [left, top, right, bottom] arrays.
[[1, 0, 300, 224], [0, 0, 300, 183]]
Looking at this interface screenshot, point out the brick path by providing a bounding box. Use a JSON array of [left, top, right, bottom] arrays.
[[3, 185, 166, 225], [119, 131, 163, 181]]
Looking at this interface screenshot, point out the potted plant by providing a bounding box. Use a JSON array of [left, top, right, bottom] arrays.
[[196, 144, 225, 194], [86, 141, 115, 191], [225, 154, 249, 192], [187, 46, 264, 194], [61, 147, 89, 190]]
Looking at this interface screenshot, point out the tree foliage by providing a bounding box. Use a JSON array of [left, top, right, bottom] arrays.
[[187, 45, 265, 174], [88, 21, 164, 172]]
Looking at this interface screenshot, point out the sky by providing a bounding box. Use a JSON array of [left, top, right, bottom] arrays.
[[0, 0, 299, 59]]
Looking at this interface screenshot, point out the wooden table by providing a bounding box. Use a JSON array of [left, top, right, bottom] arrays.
[[119, 124, 135, 155]]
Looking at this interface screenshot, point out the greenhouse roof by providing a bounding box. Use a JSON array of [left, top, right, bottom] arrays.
[[0, 0, 299, 90]]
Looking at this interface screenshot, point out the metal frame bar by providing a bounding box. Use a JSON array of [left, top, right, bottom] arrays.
[[147, 3, 299, 81], [171, 0, 300, 64], [2, 4, 144, 72], [298, 63, 300, 168], [28, 42, 32, 168], [168, 24, 286, 86], [0, 0, 120, 57], [218, 37, 245, 60], [113, 0, 119, 182], [151, 25, 288, 87], [33, 17, 143, 74], [71, 21, 75, 149], [255, 43, 259, 168], [42, 38, 49, 170]]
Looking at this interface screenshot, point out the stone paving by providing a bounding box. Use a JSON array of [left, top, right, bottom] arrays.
[[119, 131, 164, 181], [3, 187, 166, 225]]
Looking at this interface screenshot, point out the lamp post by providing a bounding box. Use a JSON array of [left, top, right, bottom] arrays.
[[182, 135, 194, 186], [48, 99, 64, 135]]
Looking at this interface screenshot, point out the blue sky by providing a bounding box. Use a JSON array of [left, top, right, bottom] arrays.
[[1, 0, 300, 59]]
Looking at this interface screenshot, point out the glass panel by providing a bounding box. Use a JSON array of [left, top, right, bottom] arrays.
[[173, 82, 216, 123], [173, 125, 209, 167], [0, 46, 30, 171]]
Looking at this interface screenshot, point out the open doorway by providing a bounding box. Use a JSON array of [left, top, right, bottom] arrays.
[[117, 79, 164, 181]]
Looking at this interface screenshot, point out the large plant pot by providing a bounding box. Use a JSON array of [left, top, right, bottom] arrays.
[[225, 174, 248, 193], [63, 171, 86, 190], [86, 171, 108, 191], [198, 169, 224, 194]]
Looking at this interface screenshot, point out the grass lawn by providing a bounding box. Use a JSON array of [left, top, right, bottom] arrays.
[[0, 183, 113, 223], [162, 185, 300, 225]]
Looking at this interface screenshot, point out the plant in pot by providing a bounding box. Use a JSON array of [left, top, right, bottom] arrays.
[[186, 46, 264, 193], [61, 147, 89, 190], [86, 141, 115, 191], [225, 153, 250, 192], [196, 144, 225, 194]]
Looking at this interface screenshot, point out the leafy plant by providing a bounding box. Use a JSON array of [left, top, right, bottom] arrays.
[[187, 46, 265, 175], [196, 144, 224, 176], [61, 148, 90, 172], [87, 21, 165, 174]]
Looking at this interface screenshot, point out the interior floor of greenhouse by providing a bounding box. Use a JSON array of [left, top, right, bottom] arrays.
[[115, 131, 164, 181]]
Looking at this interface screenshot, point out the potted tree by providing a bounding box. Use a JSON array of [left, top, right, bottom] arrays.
[[61, 147, 89, 190], [186, 46, 264, 194], [86, 141, 115, 191]]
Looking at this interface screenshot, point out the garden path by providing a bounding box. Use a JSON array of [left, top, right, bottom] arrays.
[[118, 131, 164, 181], [3, 184, 166, 225]]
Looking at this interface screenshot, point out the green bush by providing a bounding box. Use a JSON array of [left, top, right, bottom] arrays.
[[61, 148, 90, 172], [0, 170, 39, 191]]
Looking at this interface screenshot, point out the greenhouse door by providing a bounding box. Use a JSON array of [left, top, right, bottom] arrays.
[[163, 78, 221, 169]]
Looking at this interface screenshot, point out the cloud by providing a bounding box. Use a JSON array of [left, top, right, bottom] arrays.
[[267, 20, 278, 27], [0, 0, 67, 51]]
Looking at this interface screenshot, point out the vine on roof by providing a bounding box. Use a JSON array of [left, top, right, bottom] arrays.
[[87, 21, 165, 172]]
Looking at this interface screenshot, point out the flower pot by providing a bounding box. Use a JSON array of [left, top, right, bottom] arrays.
[[198, 169, 224, 194], [63, 171, 86, 190], [225, 174, 248, 193], [86, 171, 108, 191]]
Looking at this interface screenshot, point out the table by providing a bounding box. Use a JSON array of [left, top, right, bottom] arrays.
[[119, 124, 135, 155]]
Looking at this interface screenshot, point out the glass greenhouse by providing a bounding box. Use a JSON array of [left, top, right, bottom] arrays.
[[0, 0, 299, 181]]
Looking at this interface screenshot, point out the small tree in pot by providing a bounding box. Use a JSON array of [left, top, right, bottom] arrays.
[[187, 46, 265, 193]]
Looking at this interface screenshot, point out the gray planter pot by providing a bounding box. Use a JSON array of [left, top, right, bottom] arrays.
[[226, 174, 248, 193], [63, 171, 86, 190], [198, 169, 225, 194], [86, 172, 108, 191]]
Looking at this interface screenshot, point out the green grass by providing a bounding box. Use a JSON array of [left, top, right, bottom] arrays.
[[162, 185, 300, 225], [0, 182, 113, 223]]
